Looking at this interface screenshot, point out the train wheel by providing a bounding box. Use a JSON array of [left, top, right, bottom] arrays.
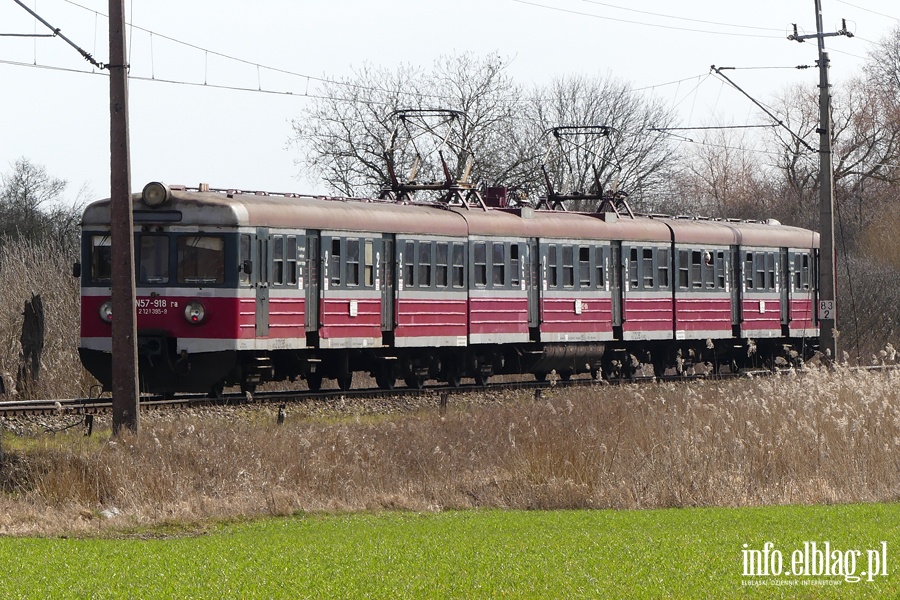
[[306, 373, 323, 392], [337, 373, 353, 391], [445, 359, 462, 387], [445, 367, 462, 388], [375, 371, 396, 390], [240, 382, 257, 395], [208, 382, 224, 401], [405, 375, 425, 390], [474, 371, 490, 386], [534, 372, 548, 382], [559, 371, 573, 382]]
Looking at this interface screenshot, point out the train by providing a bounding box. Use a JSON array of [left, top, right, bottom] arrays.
[[77, 181, 819, 396]]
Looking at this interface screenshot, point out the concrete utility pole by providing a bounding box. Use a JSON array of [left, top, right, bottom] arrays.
[[109, 0, 140, 433], [789, 0, 852, 361]]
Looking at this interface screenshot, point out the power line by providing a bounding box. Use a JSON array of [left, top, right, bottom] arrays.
[[59, 0, 388, 93], [632, 74, 707, 92], [511, 0, 784, 38], [0, 32, 55, 37], [11, 0, 104, 68], [10, 1, 721, 111], [835, 0, 900, 22], [653, 124, 779, 131], [0, 56, 389, 104], [580, 0, 783, 32]]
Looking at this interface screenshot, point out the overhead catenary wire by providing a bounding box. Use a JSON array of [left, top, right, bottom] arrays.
[[10, 0, 104, 69], [710, 65, 816, 152], [580, 0, 784, 32], [0, 31, 55, 37], [511, 0, 784, 38], [835, 0, 900, 22], [1, 0, 886, 169]]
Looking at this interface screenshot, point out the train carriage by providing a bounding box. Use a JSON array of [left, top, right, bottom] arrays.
[[729, 221, 819, 341], [78, 182, 820, 395]]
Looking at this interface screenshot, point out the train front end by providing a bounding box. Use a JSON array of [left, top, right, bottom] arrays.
[[78, 183, 246, 395]]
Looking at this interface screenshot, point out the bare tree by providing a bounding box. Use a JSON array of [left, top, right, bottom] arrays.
[[669, 127, 776, 219], [867, 25, 900, 99], [764, 77, 900, 231], [292, 56, 682, 208], [291, 53, 531, 197], [526, 74, 680, 211], [0, 158, 84, 253]]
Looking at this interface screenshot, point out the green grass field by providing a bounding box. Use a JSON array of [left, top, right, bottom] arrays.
[[1, 503, 897, 599]]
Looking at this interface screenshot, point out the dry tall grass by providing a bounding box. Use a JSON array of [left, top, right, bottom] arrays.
[[0, 239, 94, 399], [2, 364, 899, 535]]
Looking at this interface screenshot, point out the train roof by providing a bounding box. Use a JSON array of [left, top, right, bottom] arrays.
[[82, 189, 470, 237], [457, 208, 672, 242], [81, 186, 819, 249]]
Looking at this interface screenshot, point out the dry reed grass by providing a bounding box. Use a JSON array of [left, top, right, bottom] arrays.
[[2, 363, 899, 536], [0, 239, 95, 399]]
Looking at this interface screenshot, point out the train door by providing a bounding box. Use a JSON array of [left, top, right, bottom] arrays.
[[611, 242, 623, 334], [527, 239, 540, 333], [731, 246, 742, 333], [780, 247, 790, 332], [380, 236, 394, 336], [255, 227, 270, 337], [305, 232, 320, 335]]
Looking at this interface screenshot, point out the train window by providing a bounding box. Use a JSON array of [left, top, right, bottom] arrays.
[[331, 239, 342, 286], [562, 245, 574, 288], [492, 242, 505, 286], [273, 236, 285, 285], [657, 248, 669, 289], [579, 246, 591, 287], [474, 242, 487, 287], [715, 251, 726, 289], [347, 239, 360, 286], [452, 243, 465, 288], [177, 236, 225, 284], [745, 253, 754, 290], [678, 250, 689, 289], [794, 253, 810, 291], [364, 239, 374, 287], [510, 244, 520, 287], [418, 242, 432, 287], [596, 246, 606, 289], [240, 235, 252, 285], [691, 251, 703, 289], [629, 248, 639, 289], [90, 235, 112, 283], [766, 253, 776, 290], [139, 235, 169, 284], [405, 241, 415, 287], [754, 254, 765, 289], [643, 248, 654, 289], [286, 236, 298, 286], [436, 243, 449, 288], [548, 245, 558, 288]]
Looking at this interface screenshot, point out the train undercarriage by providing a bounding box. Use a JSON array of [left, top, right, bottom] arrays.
[[82, 334, 819, 398]]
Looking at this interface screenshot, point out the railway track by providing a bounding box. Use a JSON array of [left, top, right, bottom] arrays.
[[0, 368, 780, 419], [2, 363, 894, 420]]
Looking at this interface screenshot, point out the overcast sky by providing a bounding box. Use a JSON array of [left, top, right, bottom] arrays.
[[1, 0, 897, 203]]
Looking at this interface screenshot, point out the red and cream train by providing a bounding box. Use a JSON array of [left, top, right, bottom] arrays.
[[78, 182, 819, 395]]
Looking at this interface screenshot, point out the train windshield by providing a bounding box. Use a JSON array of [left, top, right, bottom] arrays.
[[177, 236, 225, 284], [139, 235, 170, 284], [90, 235, 112, 283]]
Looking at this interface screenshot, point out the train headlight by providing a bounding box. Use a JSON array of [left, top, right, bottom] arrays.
[[99, 300, 113, 323], [142, 181, 171, 207], [184, 301, 206, 325]]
